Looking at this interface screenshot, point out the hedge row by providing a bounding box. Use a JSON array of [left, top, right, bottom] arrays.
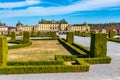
[[72, 43, 90, 54], [75, 31, 90, 37], [0, 36, 8, 66], [7, 61, 64, 66], [58, 38, 88, 57], [10, 32, 16, 41], [90, 33, 107, 57], [8, 40, 23, 44], [82, 56, 111, 64], [108, 38, 120, 43], [23, 31, 30, 43], [8, 42, 32, 49], [55, 55, 77, 61], [67, 32, 74, 44], [108, 31, 116, 39], [0, 65, 89, 74]]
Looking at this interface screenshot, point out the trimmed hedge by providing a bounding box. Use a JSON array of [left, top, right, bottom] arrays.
[[58, 38, 88, 57], [109, 31, 116, 39], [90, 33, 107, 57], [72, 43, 90, 54], [50, 31, 58, 40], [75, 31, 90, 37], [82, 56, 111, 64], [8, 42, 32, 49], [67, 32, 74, 44], [7, 61, 64, 66], [0, 36, 8, 66], [11, 32, 16, 41], [23, 31, 30, 43], [55, 55, 77, 61], [7, 31, 11, 36], [0, 65, 89, 74], [108, 38, 120, 43]]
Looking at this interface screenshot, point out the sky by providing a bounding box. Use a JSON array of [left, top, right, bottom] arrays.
[[0, 0, 120, 27]]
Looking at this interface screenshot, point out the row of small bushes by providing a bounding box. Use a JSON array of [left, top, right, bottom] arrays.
[[8, 40, 23, 44], [0, 65, 89, 74], [7, 61, 64, 66], [58, 38, 88, 57], [75, 31, 90, 37], [108, 38, 120, 43], [79, 56, 111, 64], [55, 55, 77, 61], [72, 43, 90, 54], [8, 42, 32, 49]]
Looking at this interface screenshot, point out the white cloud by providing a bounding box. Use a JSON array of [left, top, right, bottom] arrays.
[[0, 0, 40, 8], [0, 0, 120, 17]]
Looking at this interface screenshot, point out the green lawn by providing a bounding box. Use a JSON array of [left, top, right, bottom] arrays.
[[8, 40, 71, 61]]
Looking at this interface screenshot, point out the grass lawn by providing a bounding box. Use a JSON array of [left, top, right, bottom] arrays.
[[8, 40, 71, 61]]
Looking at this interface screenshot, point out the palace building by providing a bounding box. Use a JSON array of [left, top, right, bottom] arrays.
[[16, 19, 90, 32]]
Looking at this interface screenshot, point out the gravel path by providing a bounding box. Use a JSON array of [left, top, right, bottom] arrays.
[[0, 35, 120, 80]]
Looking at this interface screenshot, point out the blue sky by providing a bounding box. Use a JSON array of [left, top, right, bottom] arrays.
[[0, 0, 120, 26]]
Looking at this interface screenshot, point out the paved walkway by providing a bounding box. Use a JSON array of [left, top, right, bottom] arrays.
[[0, 35, 120, 80]]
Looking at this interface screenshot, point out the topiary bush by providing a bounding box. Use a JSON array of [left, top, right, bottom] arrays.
[[0, 36, 8, 66], [67, 32, 74, 44], [7, 31, 11, 36], [108, 31, 116, 39], [10, 32, 16, 41], [50, 31, 58, 40], [90, 33, 107, 57], [23, 31, 30, 43]]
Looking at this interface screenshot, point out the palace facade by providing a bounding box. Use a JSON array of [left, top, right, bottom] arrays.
[[16, 19, 90, 32]]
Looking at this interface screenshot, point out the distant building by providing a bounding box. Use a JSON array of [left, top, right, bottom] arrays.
[[0, 26, 8, 31], [16, 19, 90, 32]]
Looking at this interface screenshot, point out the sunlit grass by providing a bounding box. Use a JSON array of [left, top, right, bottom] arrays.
[[8, 40, 71, 61]]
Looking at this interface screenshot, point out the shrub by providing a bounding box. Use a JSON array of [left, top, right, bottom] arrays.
[[55, 55, 77, 61], [0, 64, 89, 74], [90, 33, 107, 57], [0, 36, 8, 66], [67, 32, 74, 44], [7, 31, 11, 36], [108, 38, 120, 43], [11, 32, 16, 41], [83, 56, 111, 64], [75, 31, 90, 37], [58, 38, 88, 57], [50, 31, 58, 40], [23, 31, 30, 43], [8, 42, 32, 49], [109, 31, 116, 39], [72, 43, 90, 54], [7, 61, 64, 66]]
